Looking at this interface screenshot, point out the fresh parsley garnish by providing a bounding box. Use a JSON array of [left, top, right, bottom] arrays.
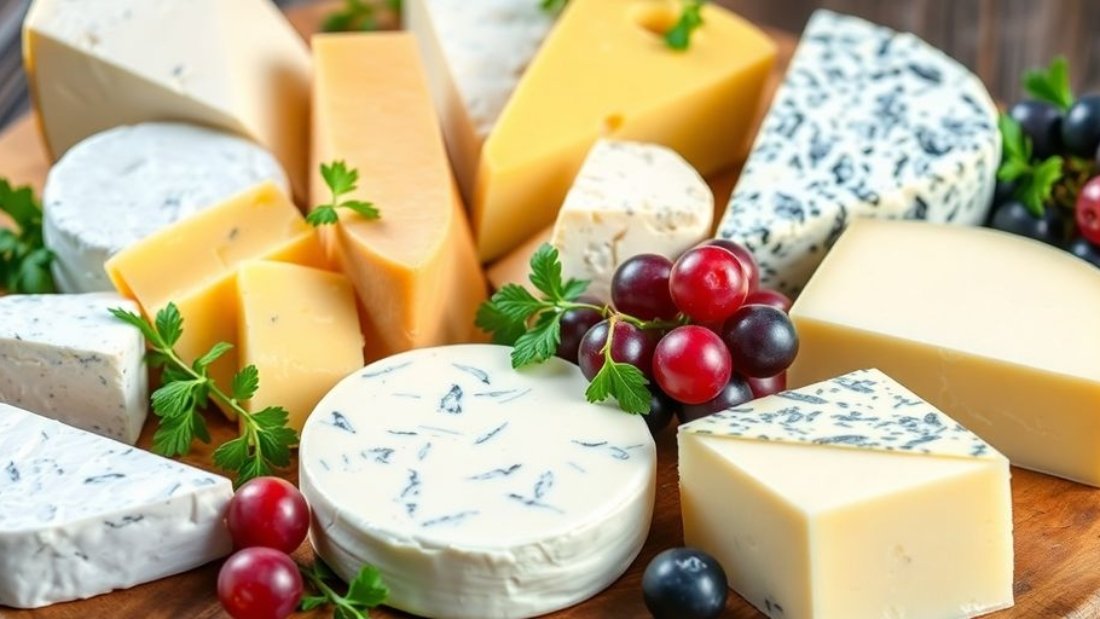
[[109, 304, 298, 485], [997, 114, 1064, 217], [539, 0, 568, 14], [300, 560, 389, 619], [0, 179, 55, 294], [584, 317, 652, 414], [1024, 56, 1074, 111], [308, 161, 381, 227], [665, 0, 708, 51], [322, 0, 401, 32]]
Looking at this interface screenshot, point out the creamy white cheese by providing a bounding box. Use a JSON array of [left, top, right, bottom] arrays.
[[43, 122, 288, 292]]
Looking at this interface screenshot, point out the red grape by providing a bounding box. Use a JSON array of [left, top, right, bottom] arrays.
[[703, 239, 760, 292], [721, 306, 800, 378], [652, 326, 732, 404], [679, 375, 754, 423], [557, 296, 605, 364], [747, 373, 787, 398], [578, 320, 656, 380], [744, 288, 793, 313], [226, 477, 310, 554], [217, 548, 303, 619], [611, 254, 678, 320], [1077, 177, 1100, 245], [669, 247, 748, 323]]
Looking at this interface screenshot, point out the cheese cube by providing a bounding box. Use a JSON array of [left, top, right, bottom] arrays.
[[789, 219, 1100, 485], [105, 182, 326, 415], [237, 262, 364, 432], [679, 369, 1014, 619], [311, 33, 487, 362]]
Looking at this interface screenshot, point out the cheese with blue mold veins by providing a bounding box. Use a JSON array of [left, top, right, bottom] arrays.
[[0, 293, 147, 444], [0, 403, 233, 609], [300, 344, 656, 619], [43, 122, 288, 293], [715, 10, 999, 295], [679, 369, 1014, 619]]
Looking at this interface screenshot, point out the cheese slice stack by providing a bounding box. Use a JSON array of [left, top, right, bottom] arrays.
[[789, 219, 1100, 485], [299, 344, 656, 619], [680, 369, 1014, 619], [0, 403, 232, 609]]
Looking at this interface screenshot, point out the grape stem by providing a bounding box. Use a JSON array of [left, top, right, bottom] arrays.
[[558, 300, 683, 331]]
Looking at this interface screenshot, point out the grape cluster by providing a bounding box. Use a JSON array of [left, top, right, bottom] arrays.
[[556, 240, 799, 434]]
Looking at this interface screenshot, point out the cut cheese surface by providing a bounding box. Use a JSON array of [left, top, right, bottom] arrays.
[[473, 0, 776, 261], [311, 33, 486, 362], [237, 262, 364, 433], [789, 219, 1100, 484], [23, 0, 311, 198]]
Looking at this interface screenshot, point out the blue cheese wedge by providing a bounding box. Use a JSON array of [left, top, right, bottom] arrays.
[[715, 10, 999, 294], [0, 403, 232, 609], [550, 140, 714, 302], [0, 293, 147, 444], [679, 369, 1013, 619], [299, 344, 656, 619], [43, 122, 288, 293]]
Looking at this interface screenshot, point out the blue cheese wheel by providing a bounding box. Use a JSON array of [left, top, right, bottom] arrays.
[[43, 122, 288, 292], [299, 344, 657, 619]]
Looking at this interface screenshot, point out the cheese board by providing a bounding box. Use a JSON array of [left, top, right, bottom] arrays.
[[2, 0, 1100, 618]]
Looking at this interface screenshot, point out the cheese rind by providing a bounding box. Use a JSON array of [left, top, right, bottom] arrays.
[[550, 140, 713, 302], [715, 10, 999, 294], [43, 122, 288, 293], [0, 293, 147, 444], [788, 219, 1100, 485], [0, 403, 232, 608], [299, 344, 656, 619]]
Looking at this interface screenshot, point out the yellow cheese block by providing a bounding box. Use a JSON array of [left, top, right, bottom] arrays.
[[236, 262, 363, 432], [106, 182, 326, 414], [472, 0, 776, 261], [789, 219, 1100, 485], [311, 33, 487, 362]]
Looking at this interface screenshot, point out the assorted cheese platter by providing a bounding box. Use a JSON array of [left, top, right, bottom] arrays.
[[1, 0, 1100, 618]]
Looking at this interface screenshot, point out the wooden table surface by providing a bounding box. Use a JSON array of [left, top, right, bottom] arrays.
[[4, 2, 1100, 619]]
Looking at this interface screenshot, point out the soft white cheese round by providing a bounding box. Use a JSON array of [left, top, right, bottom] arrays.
[[43, 122, 288, 293], [299, 344, 657, 619]]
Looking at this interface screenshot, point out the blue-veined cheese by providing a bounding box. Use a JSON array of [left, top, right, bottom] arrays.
[[299, 344, 656, 619], [0, 293, 147, 444], [43, 122, 288, 293], [715, 10, 999, 294], [0, 403, 232, 609]]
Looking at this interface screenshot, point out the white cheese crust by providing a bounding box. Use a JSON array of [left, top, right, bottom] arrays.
[[299, 344, 656, 619], [0, 293, 147, 444]]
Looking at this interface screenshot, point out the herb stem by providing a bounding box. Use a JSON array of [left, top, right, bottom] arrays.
[[299, 565, 360, 616]]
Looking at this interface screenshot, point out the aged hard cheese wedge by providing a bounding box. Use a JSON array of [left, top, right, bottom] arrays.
[[0, 293, 146, 444], [311, 33, 486, 361], [299, 344, 656, 619], [715, 10, 999, 294], [237, 262, 364, 432], [0, 403, 233, 609], [404, 0, 553, 200], [473, 0, 776, 261], [106, 182, 326, 414], [44, 123, 288, 293], [550, 140, 713, 302], [789, 219, 1100, 485], [23, 0, 311, 198], [680, 369, 1014, 619]]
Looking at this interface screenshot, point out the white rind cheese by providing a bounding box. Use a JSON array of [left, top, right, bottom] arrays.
[[43, 122, 288, 293], [0, 403, 233, 609], [715, 10, 999, 294], [0, 293, 147, 444], [300, 344, 656, 619], [550, 140, 714, 303]]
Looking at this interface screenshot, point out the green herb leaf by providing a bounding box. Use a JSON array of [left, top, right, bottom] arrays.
[[539, 0, 568, 14], [151, 379, 202, 419], [322, 0, 386, 33], [193, 342, 233, 373], [232, 365, 260, 402], [1023, 56, 1074, 111], [306, 206, 340, 227], [346, 565, 389, 609], [996, 113, 1064, 216], [311, 161, 382, 227], [300, 596, 329, 612], [0, 179, 55, 294], [583, 319, 650, 414], [154, 303, 184, 349], [322, 161, 359, 197], [665, 0, 707, 51], [474, 301, 529, 346], [342, 200, 381, 220], [510, 310, 561, 368], [1018, 155, 1064, 217], [561, 277, 589, 302], [299, 560, 389, 618], [528, 244, 567, 300], [212, 435, 249, 472]]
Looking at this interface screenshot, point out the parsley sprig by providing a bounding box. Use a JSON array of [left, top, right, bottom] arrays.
[[300, 560, 389, 619], [109, 304, 298, 485], [0, 180, 55, 294], [322, 0, 401, 32], [1024, 56, 1074, 111], [539, 0, 568, 14], [997, 114, 1064, 217], [476, 244, 679, 414], [308, 161, 381, 227], [665, 0, 708, 51]]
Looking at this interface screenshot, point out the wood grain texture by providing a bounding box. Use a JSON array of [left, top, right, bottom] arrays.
[[3, 3, 1100, 619]]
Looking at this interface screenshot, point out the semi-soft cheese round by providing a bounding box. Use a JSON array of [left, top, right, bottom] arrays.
[[299, 344, 657, 619], [43, 122, 288, 293]]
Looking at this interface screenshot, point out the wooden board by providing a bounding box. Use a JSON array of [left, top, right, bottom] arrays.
[[3, 4, 1100, 619]]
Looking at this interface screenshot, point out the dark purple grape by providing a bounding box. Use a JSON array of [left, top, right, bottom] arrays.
[[644, 388, 678, 435], [578, 320, 655, 381], [721, 306, 799, 378], [611, 254, 678, 320], [992, 179, 1017, 209], [643, 548, 728, 619], [556, 295, 604, 364], [1068, 236, 1100, 268], [1008, 100, 1063, 160], [1063, 95, 1100, 158], [678, 376, 754, 423], [990, 200, 1067, 246]]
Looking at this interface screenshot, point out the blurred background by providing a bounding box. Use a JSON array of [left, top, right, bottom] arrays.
[[0, 0, 1095, 131]]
